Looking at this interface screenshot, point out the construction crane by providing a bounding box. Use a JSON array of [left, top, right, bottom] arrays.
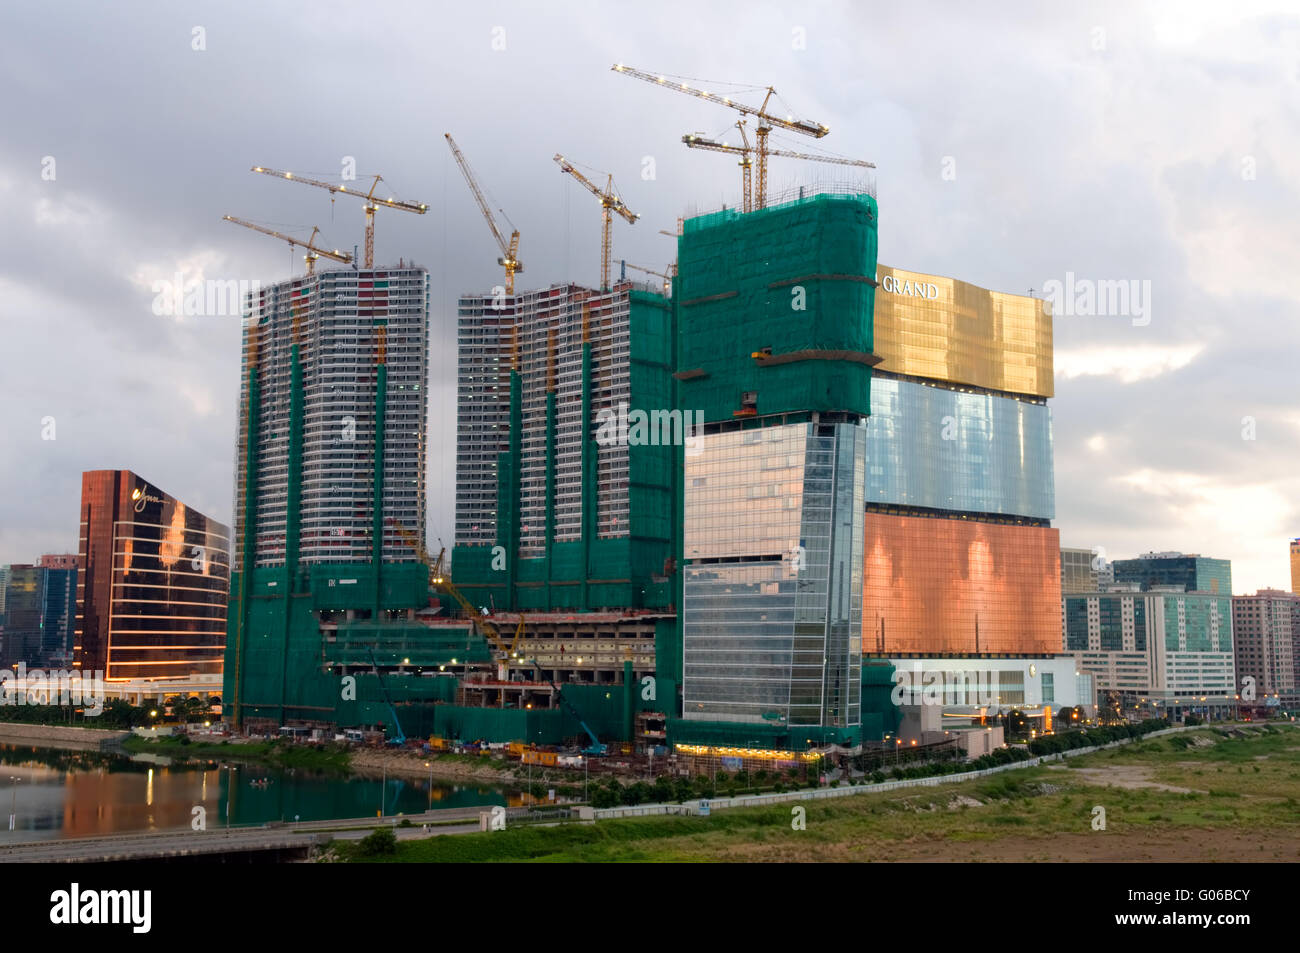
[[367, 647, 406, 745], [619, 259, 674, 296], [612, 63, 830, 210], [444, 134, 523, 294], [387, 520, 523, 674], [683, 123, 875, 213], [222, 216, 353, 274], [250, 165, 427, 269], [554, 154, 638, 291], [528, 659, 606, 756]]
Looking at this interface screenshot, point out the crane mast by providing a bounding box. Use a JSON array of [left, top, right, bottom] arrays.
[[554, 154, 638, 291], [444, 134, 523, 294], [250, 165, 427, 268], [612, 63, 830, 209], [683, 126, 874, 209]]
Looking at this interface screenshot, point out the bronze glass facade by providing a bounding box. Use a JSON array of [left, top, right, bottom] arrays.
[[863, 513, 1062, 656], [76, 470, 230, 680]]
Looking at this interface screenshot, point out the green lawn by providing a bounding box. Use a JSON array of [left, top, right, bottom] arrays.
[[334, 724, 1300, 863]]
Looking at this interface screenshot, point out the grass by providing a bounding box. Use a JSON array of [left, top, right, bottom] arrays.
[[333, 723, 1300, 863]]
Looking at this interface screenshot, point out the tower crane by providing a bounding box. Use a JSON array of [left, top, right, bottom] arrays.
[[612, 63, 830, 210], [250, 166, 427, 269], [554, 154, 638, 291], [619, 259, 674, 296], [683, 124, 875, 213], [387, 519, 524, 678], [222, 216, 354, 274], [444, 134, 523, 294]]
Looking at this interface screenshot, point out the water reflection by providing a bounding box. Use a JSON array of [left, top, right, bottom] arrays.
[[0, 744, 514, 842]]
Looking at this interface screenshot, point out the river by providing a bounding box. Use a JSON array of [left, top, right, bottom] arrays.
[[0, 744, 516, 842]]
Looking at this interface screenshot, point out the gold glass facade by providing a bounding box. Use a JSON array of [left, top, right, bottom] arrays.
[[1291, 539, 1300, 596], [873, 265, 1053, 398], [863, 513, 1062, 656]]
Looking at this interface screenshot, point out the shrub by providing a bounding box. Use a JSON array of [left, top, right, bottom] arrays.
[[871, 771, 886, 784], [355, 827, 397, 857]]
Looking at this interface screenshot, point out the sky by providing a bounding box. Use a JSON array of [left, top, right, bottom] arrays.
[[1, 0, 1298, 594]]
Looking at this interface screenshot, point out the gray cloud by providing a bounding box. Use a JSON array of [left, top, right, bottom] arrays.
[[1, 0, 1297, 593]]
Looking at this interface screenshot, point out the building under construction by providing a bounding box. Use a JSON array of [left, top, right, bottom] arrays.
[[450, 280, 678, 751], [222, 264, 454, 733]]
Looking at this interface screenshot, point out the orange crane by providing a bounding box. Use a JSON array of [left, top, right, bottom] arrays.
[[444, 134, 523, 294], [222, 216, 353, 274], [554, 154, 638, 291], [250, 166, 427, 269], [683, 123, 875, 212], [612, 63, 830, 210], [387, 520, 525, 673]]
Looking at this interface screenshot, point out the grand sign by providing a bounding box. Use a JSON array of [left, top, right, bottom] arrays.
[[878, 273, 939, 299]]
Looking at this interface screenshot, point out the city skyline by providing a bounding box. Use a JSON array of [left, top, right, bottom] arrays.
[[2, 2, 1299, 595]]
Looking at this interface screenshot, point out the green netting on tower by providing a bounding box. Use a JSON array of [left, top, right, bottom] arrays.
[[676, 192, 880, 424]]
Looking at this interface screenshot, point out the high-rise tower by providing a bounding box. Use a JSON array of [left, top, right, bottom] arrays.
[[673, 190, 879, 748], [223, 265, 439, 732]]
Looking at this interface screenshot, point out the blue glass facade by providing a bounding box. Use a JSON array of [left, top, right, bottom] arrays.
[[863, 376, 1054, 520]]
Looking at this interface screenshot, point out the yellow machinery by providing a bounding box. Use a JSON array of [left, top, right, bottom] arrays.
[[388, 521, 525, 676], [444, 133, 523, 294], [222, 215, 353, 274], [250, 165, 427, 269], [612, 63, 831, 209], [683, 122, 874, 213], [553, 154, 638, 291]]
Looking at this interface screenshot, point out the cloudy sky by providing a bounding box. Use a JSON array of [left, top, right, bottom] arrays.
[[2, 1, 1298, 593]]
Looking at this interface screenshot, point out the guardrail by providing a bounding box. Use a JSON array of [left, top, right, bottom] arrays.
[[593, 724, 1226, 819]]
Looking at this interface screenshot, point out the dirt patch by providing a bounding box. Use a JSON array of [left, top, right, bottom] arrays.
[[709, 828, 1300, 863], [1067, 765, 1203, 794], [350, 748, 518, 783]]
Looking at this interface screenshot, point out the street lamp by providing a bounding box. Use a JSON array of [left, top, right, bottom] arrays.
[[8, 777, 20, 832]]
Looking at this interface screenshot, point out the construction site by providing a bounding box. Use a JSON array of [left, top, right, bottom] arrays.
[[221, 62, 916, 776]]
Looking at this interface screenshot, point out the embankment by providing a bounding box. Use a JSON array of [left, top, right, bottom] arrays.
[[0, 722, 130, 751]]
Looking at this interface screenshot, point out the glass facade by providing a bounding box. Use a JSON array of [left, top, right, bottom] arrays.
[[873, 265, 1053, 399], [863, 513, 1062, 655], [77, 470, 230, 680], [1111, 555, 1232, 595], [683, 420, 864, 728], [1066, 591, 1234, 696], [864, 376, 1054, 520]]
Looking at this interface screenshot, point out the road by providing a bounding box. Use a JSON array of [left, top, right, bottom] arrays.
[[0, 806, 497, 862]]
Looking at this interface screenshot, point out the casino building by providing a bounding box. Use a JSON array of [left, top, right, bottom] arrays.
[[863, 266, 1090, 735], [76, 470, 230, 680]]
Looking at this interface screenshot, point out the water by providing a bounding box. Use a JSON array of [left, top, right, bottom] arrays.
[[0, 744, 515, 842]]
